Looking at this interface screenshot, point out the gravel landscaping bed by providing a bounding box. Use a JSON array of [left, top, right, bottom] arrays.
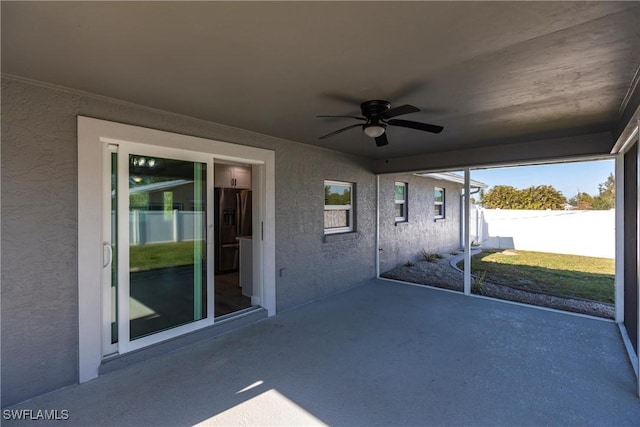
[[381, 251, 615, 319]]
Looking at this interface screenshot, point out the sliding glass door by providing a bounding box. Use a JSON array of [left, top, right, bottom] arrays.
[[128, 154, 208, 339], [106, 143, 215, 354]]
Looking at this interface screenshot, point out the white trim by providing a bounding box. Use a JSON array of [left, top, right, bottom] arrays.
[[385, 155, 614, 177], [615, 154, 625, 324], [376, 175, 380, 278], [324, 226, 352, 234], [262, 156, 276, 316], [417, 172, 487, 189], [101, 145, 118, 356], [463, 169, 471, 295], [394, 182, 408, 222], [323, 180, 354, 234], [636, 120, 640, 398], [116, 142, 216, 354], [613, 126, 639, 156], [434, 187, 445, 220], [78, 119, 104, 383], [78, 116, 276, 382]]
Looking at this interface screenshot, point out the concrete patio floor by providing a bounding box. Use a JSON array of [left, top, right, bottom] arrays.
[[4, 279, 640, 426]]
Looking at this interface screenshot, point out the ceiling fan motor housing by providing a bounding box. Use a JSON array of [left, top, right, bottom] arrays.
[[361, 100, 391, 119]]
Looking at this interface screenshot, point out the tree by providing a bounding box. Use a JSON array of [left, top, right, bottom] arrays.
[[324, 185, 350, 205], [481, 185, 566, 210], [480, 185, 521, 209], [521, 185, 566, 210], [568, 192, 594, 210], [592, 173, 614, 210]]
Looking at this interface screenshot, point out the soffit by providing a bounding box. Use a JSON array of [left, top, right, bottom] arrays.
[[2, 2, 639, 159]]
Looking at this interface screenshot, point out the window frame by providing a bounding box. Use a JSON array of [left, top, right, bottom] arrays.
[[394, 182, 408, 223], [434, 187, 445, 220], [324, 180, 354, 235]]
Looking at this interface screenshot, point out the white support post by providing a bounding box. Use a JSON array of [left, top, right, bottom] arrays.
[[376, 175, 380, 278], [636, 120, 640, 398], [464, 168, 472, 295], [172, 209, 179, 242], [615, 155, 625, 324]]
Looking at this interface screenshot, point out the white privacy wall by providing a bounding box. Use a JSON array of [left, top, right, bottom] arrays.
[[473, 209, 615, 259]]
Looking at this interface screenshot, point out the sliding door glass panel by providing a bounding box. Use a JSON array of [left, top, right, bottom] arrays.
[[128, 155, 207, 340]]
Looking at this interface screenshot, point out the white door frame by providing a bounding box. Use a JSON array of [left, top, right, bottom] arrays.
[[78, 116, 276, 382]]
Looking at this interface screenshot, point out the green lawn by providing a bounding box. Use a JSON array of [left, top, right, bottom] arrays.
[[130, 241, 204, 271], [458, 250, 614, 303]]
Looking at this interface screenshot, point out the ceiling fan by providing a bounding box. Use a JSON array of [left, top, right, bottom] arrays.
[[318, 100, 444, 147]]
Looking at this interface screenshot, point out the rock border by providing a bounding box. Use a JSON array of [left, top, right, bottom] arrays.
[[381, 250, 614, 319]]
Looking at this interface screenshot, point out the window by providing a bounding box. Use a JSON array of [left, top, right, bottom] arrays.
[[434, 187, 445, 219], [324, 180, 353, 234], [394, 182, 408, 222]]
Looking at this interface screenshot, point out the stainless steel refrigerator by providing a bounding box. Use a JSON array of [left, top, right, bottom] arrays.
[[214, 188, 252, 274]]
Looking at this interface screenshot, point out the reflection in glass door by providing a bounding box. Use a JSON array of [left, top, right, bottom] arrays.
[[102, 140, 264, 355], [127, 154, 208, 339]]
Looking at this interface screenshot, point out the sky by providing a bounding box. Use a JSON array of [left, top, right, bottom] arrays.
[[469, 159, 614, 198]]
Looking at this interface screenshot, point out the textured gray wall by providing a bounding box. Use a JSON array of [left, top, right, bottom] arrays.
[[1, 77, 376, 406], [275, 144, 376, 310], [1, 78, 82, 408], [378, 174, 462, 273]]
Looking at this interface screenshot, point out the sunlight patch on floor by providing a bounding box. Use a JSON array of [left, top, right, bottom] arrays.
[[129, 297, 157, 320], [236, 380, 264, 394], [195, 389, 327, 426]]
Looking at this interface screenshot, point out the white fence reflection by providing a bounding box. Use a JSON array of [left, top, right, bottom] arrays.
[[120, 210, 205, 245]]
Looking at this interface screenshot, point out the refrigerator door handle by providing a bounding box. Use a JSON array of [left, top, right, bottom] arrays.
[[236, 192, 241, 236]]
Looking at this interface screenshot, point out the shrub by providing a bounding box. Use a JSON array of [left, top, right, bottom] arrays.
[[472, 270, 487, 294], [420, 250, 443, 262]]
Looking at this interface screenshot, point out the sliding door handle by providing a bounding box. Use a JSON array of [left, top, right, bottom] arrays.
[[103, 242, 113, 268]]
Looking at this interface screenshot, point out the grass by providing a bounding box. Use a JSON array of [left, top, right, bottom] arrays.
[[130, 241, 204, 271], [457, 249, 614, 303]]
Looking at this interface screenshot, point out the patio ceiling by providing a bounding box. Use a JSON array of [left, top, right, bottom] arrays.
[[2, 2, 639, 160]]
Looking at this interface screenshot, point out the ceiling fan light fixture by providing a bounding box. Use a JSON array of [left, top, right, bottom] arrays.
[[364, 124, 385, 138]]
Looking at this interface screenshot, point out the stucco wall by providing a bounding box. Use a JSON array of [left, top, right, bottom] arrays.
[[1, 77, 376, 406], [378, 174, 462, 273]]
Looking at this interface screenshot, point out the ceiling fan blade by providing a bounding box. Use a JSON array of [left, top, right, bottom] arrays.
[[375, 133, 389, 147], [388, 81, 427, 101], [319, 123, 362, 140], [387, 119, 444, 134], [381, 104, 420, 119], [317, 115, 366, 121]]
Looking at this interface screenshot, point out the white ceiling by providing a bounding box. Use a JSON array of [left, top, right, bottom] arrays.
[[2, 1, 639, 159]]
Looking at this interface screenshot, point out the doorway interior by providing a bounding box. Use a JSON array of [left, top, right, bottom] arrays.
[[213, 160, 255, 317]]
